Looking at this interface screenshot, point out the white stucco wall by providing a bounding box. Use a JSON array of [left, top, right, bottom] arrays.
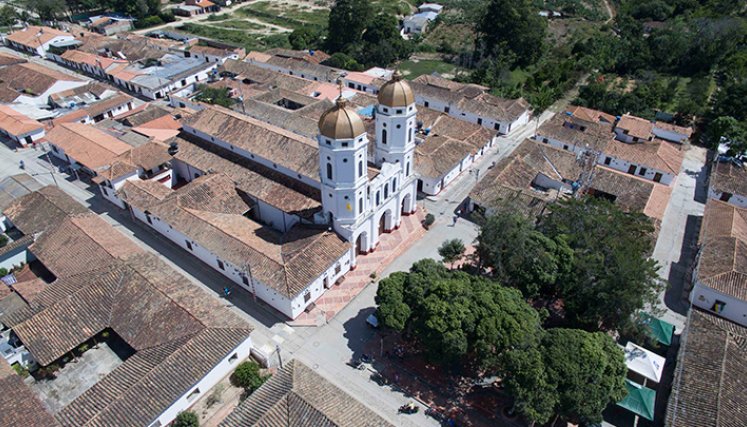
[[15, 80, 88, 106], [691, 282, 747, 327], [0, 245, 29, 271], [0, 127, 45, 146], [150, 336, 253, 427], [708, 188, 747, 209]]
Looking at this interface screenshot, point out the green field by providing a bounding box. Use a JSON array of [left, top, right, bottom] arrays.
[[236, 2, 329, 30], [400, 59, 461, 79], [178, 23, 290, 51]]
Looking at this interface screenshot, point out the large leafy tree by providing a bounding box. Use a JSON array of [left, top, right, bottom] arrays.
[[476, 0, 547, 67], [358, 13, 411, 67], [477, 213, 572, 299], [502, 347, 557, 426], [438, 238, 466, 267], [325, 0, 372, 53], [541, 328, 627, 424], [539, 198, 662, 332], [376, 259, 542, 368]]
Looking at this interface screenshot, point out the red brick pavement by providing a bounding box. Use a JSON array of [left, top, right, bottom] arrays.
[[290, 210, 427, 326]]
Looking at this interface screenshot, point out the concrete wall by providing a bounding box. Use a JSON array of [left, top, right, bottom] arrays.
[[691, 282, 747, 327], [151, 337, 253, 427], [0, 244, 30, 271], [708, 188, 747, 209]]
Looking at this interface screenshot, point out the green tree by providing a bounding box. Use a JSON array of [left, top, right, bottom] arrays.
[[230, 361, 268, 392], [477, 214, 572, 299], [542, 328, 627, 424], [195, 85, 235, 108], [376, 259, 542, 368], [325, 0, 372, 53], [502, 347, 557, 426], [438, 238, 466, 267], [356, 13, 411, 67], [24, 0, 67, 21], [173, 411, 199, 427], [321, 52, 363, 70], [707, 116, 747, 155], [476, 0, 546, 67], [540, 198, 662, 332], [0, 5, 17, 30], [289, 27, 324, 50]]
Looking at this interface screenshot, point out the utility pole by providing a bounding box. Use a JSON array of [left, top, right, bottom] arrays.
[[275, 344, 283, 369], [41, 144, 59, 187]]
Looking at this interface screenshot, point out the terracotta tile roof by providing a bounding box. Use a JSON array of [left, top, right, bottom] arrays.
[[710, 160, 747, 198], [566, 105, 616, 124], [604, 139, 684, 176], [265, 48, 331, 64], [190, 44, 240, 58], [4, 252, 252, 425], [11, 278, 47, 303], [700, 199, 747, 244], [666, 309, 747, 427], [221, 359, 393, 427], [0, 358, 61, 427], [0, 62, 82, 100], [183, 106, 320, 178], [0, 173, 44, 212], [415, 135, 473, 179], [696, 236, 747, 300], [51, 108, 90, 125], [169, 135, 321, 215], [84, 93, 132, 118], [29, 213, 142, 278], [47, 123, 133, 172], [616, 114, 654, 140], [589, 166, 672, 221], [121, 174, 346, 298], [6, 26, 70, 48], [245, 51, 272, 63], [132, 114, 182, 141], [470, 139, 580, 213], [654, 121, 692, 137], [536, 114, 612, 152], [92, 140, 173, 184], [0, 52, 27, 66], [3, 185, 88, 234], [0, 105, 43, 136]]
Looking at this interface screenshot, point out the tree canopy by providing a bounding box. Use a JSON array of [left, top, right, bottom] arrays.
[[475, 0, 547, 67], [376, 259, 542, 368], [540, 328, 627, 424], [325, 0, 372, 54], [438, 238, 466, 267], [539, 197, 662, 332]]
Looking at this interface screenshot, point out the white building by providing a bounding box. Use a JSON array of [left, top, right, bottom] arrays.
[[0, 105, 45, 146], [4, 26, 75, 57], [708, 158, 747, 208], [690, 198, 747, 327]]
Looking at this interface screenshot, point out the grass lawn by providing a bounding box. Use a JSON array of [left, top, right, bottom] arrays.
[[178, 23, 290, 51], [371, 0, 418, 15], [219, 20, 266, 30], [400, 59, 460, 79], [237, 1, 328, 30]]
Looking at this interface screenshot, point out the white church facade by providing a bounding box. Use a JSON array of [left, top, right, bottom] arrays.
[[316, 72, 418, 257]]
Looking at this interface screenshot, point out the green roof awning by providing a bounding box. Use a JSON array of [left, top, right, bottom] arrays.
[[640, 312, 674, 346], [617, 379, 656, 421]]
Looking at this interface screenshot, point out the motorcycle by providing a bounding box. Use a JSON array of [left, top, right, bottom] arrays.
[[425, 407, 446, 422], [398, 402, 419, 414], [370, 372, 389, 385]]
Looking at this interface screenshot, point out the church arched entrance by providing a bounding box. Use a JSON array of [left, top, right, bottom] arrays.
[[378, 210, 393, 235], [355, 232, 368, 254], [401, 193, 413, 214]]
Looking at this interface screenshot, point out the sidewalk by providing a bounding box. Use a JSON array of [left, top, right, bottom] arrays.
[[290, 210, 427, 326]]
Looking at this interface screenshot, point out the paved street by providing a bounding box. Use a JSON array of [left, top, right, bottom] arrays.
[[650, 145, 708, 332]]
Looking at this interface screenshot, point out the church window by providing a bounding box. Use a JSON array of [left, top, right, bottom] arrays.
[[326, 163, 333, 180], [383, 108, 389, 113], [396, 124, 401, 129], [376, 191, 380, 205], [396, 109, 403, 114], [382, 129, 387, 145], [409, 128, 413, 143], [342, 142, 349, 147], [406, 162, 410, 176], [358, 198, 363, 213], [392, 178, 397, 191], [358, 161, 363, 178], [384, 184, 389, 199], [383, 123, 387, 127], [343, 158, 348, 163]]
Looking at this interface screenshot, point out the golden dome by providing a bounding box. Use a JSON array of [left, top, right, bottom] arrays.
[[318, 97, 365, 140], [377, 70, 414, 107]]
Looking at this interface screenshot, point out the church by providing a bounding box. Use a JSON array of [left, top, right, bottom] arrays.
[[316, 71, 418, 257], [107, 72, 421, 318]]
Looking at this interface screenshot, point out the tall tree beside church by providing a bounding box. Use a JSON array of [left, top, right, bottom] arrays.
[[325, 0, 372, 53], [476, 0, 547, 67], [539, 198, 662, 332]]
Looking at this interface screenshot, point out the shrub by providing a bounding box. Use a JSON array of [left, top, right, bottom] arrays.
[[173, 411, 199, 427], [423, 213, 435, 228], [0, 268, 7, 277], [0, 234, 8, 247], [11, 363, 28, 378], [135, 16, 164, 29], [230, 361, 268, 392]]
